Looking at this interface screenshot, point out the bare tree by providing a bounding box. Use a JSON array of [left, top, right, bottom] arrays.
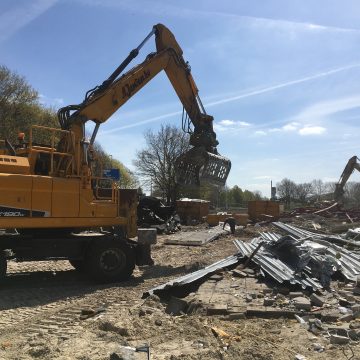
[[133, 124, 190, 204], [344, 182, 360, 207], [277, 178, 297, 207], [294, 182, 313, 203], [311, 179, 326, 201]]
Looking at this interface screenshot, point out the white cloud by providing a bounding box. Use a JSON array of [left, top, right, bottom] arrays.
[[268, 122, 300, 133], [218, 119, 250, 127], [268, 128, 281, 133], [298, 126, 326, 136], [214, 119, 251, 132], [282, 122, 300, 131], [254, 130, 267, 136], [219, 119, 235, 126], [264, 95, 360, 137], [292, 95, 360, 124], [0, 0, 58, 43]]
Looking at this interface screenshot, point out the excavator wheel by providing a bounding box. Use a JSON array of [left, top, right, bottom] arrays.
[[0, 251, 7, 283], [85, 239, 135, 283]]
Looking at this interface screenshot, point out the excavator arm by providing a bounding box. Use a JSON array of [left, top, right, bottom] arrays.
[[334, 155, 360, 202], [57, 24, 231, 186]]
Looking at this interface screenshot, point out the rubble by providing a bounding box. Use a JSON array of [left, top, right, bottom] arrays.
[[137, 195, 181, 234], [235, 222, 360, 290], [4, 207, 360, 359]]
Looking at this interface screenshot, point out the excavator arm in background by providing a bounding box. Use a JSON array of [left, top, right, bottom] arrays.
[[334, 155, 360, 202], [57, 24, 231, 187]]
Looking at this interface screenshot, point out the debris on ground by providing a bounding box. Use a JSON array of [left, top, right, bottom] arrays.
[[1, 214, 360, 359], [137, 195, 181, 234], [164, 226, 228, 246], [140, 218, 360, 358]]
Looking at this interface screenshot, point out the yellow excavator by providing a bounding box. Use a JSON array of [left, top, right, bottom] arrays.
[[334, 155, 360, 203], [0, 24, 231, 282]]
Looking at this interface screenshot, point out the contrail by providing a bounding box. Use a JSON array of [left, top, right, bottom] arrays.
[[101, 110, 182, 134], [0, 0, 58, 43], [205, 63, 360, 108], [100, 63, 360, 134]]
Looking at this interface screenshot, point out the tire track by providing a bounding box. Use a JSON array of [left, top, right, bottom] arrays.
[[0, 291, 142, 342], [0, 263, 144, 343]]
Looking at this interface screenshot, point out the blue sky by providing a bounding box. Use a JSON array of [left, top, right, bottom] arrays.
[[1, 0, 360, 196]]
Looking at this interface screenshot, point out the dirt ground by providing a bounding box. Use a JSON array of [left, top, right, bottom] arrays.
[[0, 226, 359, 360]]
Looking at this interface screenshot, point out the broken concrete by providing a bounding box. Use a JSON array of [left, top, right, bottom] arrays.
[[164, 226, 227, 246]]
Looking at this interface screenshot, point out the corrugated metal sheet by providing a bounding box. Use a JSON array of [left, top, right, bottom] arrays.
[[233, 239, 322, 290], [144, 254, 242, 297], [271, 222, 360, 281]]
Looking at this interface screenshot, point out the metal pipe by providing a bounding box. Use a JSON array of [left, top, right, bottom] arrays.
[[90, 123, 100, 145]]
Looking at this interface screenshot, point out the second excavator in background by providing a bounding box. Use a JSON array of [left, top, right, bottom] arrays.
[[334, 155, 360, 203]]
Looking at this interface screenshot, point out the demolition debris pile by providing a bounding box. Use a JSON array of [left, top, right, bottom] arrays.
[[143, 215, 360, 351], [235, 221, 360, 290]]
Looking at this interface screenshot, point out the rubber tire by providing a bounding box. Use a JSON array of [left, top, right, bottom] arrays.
[[0, 251, 7, 283], [69, 259, 85, 272], [85, 240, 135, 283]]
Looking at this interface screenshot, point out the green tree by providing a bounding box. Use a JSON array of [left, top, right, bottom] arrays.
[[0, 64, 136, 186], [277, 178, 299, 207], [0, 64, 58, 143], [92, 142, 138, 189], [230, 185, 243, 205]]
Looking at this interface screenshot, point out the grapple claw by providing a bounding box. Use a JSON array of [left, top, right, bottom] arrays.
[[175, 147, 231, 187]]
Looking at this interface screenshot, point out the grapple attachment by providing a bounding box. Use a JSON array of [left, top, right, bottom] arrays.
[[175, 147, 231, 187]]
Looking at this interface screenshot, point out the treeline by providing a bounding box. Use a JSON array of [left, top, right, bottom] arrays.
[[151, 183, 263, 208], [0, 64, 137, 188], [218, 185, 263, 208], [179, 184, 263, 209], [0, 65, 58, 143], [276, 178, 360, 208]]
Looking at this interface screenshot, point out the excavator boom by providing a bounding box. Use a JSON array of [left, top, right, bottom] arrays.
[[58, 24, 231, 187], [334, 155, 360, 202]]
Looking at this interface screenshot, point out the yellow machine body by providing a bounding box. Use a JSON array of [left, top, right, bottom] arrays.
[[0, 23, 229, 235], [0, 24, 230, 282], [0, 126, 137, 237]]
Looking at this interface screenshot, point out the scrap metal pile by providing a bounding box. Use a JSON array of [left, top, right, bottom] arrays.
[[137, 195, 181, 234], [235, 221, 360, 290]]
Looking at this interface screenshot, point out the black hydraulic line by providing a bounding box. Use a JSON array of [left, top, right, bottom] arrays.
[[58, 26, 157, 129], [85, 27, 156, 101]]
